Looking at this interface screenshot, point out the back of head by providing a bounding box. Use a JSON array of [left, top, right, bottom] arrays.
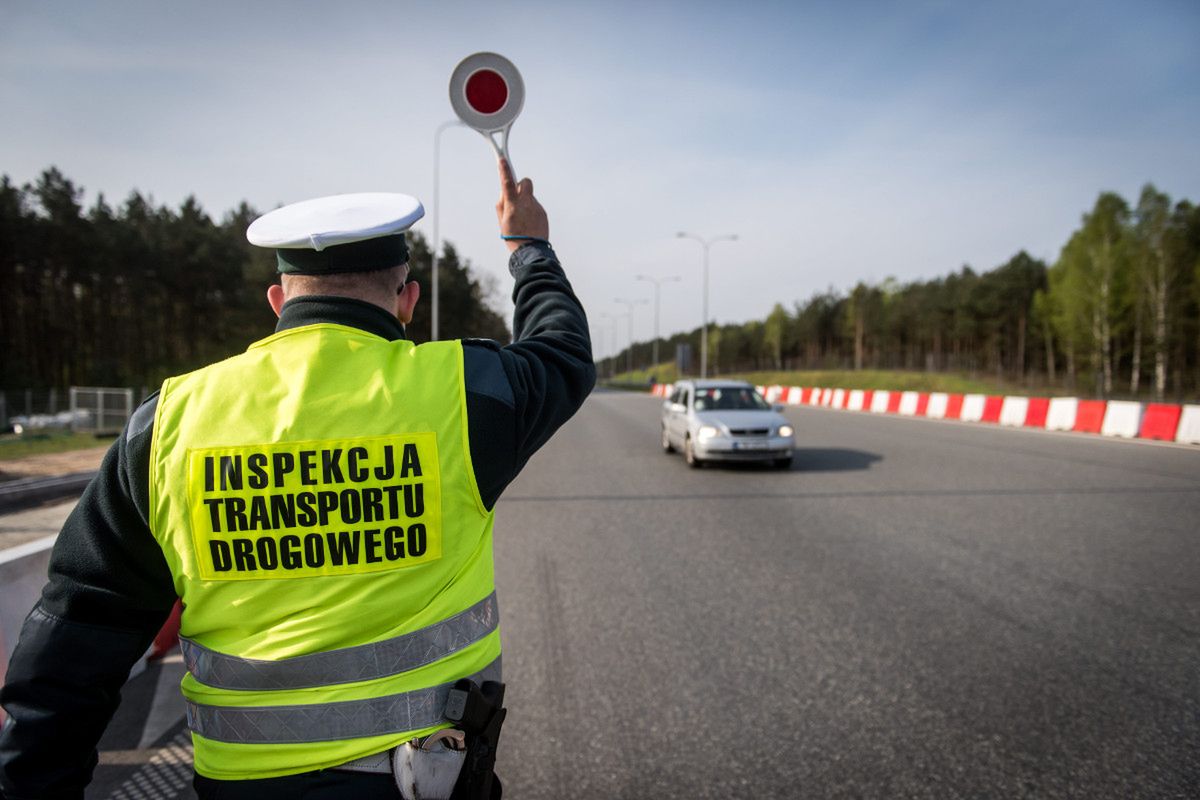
[[280, 265, 407, 308]]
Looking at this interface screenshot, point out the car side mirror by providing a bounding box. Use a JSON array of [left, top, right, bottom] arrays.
[[773, 403, 785, 413]]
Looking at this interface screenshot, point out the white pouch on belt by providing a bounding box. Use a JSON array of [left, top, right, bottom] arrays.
[[393, 728, 467, 800]]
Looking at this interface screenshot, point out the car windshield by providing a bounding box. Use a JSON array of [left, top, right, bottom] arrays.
[[693, 387, 769, 411]]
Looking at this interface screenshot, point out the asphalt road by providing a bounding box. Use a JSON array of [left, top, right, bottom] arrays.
[[7, 389, 1200, 798], [492, 390, 1200, 799]]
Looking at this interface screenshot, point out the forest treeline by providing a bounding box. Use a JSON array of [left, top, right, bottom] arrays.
[[609, 185, 1200, 400], [0, 168, 509, 393], [7, 168, 1198, 402]]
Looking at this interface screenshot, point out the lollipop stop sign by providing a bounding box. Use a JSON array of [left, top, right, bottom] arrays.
[[450, 53, 525, 174], [465, 69, 509, 114]]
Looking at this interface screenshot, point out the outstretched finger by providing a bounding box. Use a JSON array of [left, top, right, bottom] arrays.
[[498, 158, 518, 203]]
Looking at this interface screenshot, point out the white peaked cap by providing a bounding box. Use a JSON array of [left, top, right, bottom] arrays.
[[247, 192, 425, 252]]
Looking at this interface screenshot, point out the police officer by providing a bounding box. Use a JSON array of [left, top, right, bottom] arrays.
[[0, 159, 594, 798]]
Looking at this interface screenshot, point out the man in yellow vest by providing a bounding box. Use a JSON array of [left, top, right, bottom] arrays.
[[0, 160, 594, 798]]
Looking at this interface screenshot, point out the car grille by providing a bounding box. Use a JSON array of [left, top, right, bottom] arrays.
[[729, 428, 770, 437]]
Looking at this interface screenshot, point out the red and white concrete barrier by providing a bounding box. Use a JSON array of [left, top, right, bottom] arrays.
[[927, 393, 948, 419], [1074, 400, 1107, 434], [649, 384, 1199, 446], [961, 394, 986, 423], [1046, 398, 1078, 431], [1176, 405, 1200, 445], [1025, 398, 1050, 428], [1101, 401, 1143, 439], [1139, 403, 1181, 441], [945, 395, 966, 419], [981, 396, 1004, 423], [999, 396, 1028, 427]]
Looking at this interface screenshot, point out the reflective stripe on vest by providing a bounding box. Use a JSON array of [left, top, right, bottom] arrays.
[[180, 591, 498, 691], [187, 657, 502, 744]]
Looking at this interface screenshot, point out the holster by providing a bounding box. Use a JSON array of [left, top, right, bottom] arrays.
[[444, 679, 507, 800]]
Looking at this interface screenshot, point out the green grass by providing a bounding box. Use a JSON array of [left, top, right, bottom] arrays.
[[0, 432, 116, 461], [606, 363, 1074, 397], [601, 364, 679, 387]]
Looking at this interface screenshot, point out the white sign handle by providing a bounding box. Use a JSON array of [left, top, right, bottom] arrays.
[[482, 128, 513, 178], [449, 52, 525, 180]]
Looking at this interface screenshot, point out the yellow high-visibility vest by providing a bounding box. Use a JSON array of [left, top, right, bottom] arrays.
[[148, 322, 499, 780]]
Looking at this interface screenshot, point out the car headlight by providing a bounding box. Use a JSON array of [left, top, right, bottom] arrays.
[[697, 425, 721, 441], [777, 424, 794, 438]]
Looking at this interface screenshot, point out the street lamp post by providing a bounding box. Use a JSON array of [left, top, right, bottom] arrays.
[[613, 298, 648, 375], [635, 274, 681, 372], [432, 120, 466, 341], [598, 312, 620, 379], [676, 232, 738, 378]]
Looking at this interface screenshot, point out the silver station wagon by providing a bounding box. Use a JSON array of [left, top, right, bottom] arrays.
[[661, 380, 794, 468]]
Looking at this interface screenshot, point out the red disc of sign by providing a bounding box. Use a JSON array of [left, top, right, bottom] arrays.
[[450, 52, 524, 134], [465, 69, 509, 115]]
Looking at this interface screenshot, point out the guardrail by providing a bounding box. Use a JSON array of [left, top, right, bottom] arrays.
[[0, 472, 98, 515], [601, 380, 656, 392]]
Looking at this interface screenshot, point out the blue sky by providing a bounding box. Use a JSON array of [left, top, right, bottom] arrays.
[[3, 1, 1198, 358]]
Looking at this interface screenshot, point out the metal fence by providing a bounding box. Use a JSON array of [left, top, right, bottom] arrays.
[[0, 389, 66, 423], [2, 387, 137, 436], [69, 387, 135, 435]]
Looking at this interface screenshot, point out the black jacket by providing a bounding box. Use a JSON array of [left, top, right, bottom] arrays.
[[0, 242, 594, 797]]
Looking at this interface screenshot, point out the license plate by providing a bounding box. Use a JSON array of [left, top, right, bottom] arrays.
[[733, 440, 768, 450]]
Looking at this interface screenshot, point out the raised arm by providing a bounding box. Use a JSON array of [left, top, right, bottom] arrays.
[[463, 159, 595, 509]]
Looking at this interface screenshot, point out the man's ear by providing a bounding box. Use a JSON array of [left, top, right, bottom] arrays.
[[395, 280, 420, 325], [267, 283, 286, 318]]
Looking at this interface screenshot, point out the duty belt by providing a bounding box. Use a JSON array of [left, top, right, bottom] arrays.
[[335, 729, 466, 774]]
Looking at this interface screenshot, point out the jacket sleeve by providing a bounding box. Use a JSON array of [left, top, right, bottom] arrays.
[[0, 398, 177, 799], [464, 242, 596, 509]]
